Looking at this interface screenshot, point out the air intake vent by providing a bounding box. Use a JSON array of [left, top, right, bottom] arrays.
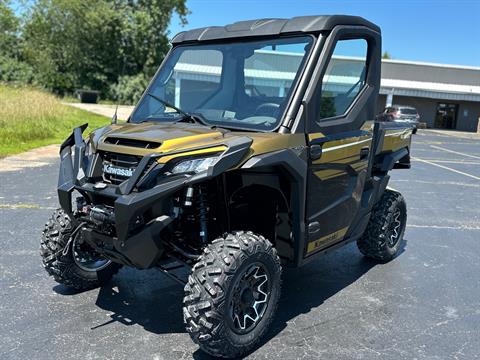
[[104, 137, 161, 149]]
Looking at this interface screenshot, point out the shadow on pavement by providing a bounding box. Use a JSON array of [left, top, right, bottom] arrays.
[[94, 274, 186, 334], [63, 242, 406, 358]]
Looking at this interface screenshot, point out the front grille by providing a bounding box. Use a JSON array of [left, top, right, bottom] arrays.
[[101, 152, 142, 185]]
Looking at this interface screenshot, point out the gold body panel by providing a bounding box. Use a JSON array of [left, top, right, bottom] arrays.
[[93, 122, 306, 166]]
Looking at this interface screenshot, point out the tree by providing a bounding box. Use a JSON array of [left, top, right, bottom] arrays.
[[382, 51, 392, 59], [0, 0, 19, 57], [0, 0, 34, 83], [21, 0, 188, 96]]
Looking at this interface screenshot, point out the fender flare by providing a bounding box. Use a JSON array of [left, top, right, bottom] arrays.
[[379, 147, 409, 172], [241, 149, 308, 266]]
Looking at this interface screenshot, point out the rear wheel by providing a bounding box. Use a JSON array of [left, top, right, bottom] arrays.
[[357, 190, 407, 262], [41, 209, 121, 290], [183, 231, 282, 358]]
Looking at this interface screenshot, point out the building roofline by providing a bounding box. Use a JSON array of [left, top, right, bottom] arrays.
[[382, 58, 480, 71], [233, 51, 480, 70]]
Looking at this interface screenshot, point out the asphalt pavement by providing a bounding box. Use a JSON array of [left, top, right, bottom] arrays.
[[1, 130, 479, 359]]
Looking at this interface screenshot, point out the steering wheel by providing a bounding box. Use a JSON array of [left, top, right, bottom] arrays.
[[254, 103, 280, 117]]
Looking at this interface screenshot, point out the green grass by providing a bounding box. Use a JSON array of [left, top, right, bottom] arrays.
[[0, 84, 110, 157]]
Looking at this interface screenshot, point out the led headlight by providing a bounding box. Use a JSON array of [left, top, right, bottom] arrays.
[[171, 156, 219, 174]]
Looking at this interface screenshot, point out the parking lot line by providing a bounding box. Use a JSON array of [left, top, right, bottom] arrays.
[[412, 159, 480, 165], [430, 145, 480, 160], [408, 224, 480, 230], [412, 157, 480, 181]]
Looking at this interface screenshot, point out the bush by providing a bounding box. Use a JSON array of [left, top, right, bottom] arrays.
[[109, 74, 149, 105], [0, 56, 35, 84]]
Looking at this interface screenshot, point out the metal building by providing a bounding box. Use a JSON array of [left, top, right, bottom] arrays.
[[379, 59, 480, 131], [171, 50, 480, 132]]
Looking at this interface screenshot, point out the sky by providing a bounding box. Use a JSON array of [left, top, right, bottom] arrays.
[[168, 0, 480, 67]]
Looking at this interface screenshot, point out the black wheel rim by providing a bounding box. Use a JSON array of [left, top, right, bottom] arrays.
[[72, 233, 111, 272], [387, 208, 403, 247], [229, 263, 270, 334]]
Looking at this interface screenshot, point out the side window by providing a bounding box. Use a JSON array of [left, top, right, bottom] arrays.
[[319, 39, 368, 119]]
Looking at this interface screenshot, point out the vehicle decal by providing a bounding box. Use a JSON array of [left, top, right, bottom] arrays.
[[321, 138, 372, 152], [307, 226, 349, 253]]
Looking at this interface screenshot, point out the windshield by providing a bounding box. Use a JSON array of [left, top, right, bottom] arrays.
[[131, 36, 314, 131]]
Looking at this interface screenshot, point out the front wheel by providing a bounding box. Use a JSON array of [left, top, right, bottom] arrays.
[[357, 189, 407, 262], [183, 231, 282, 358], [41, 209, 121, 290]]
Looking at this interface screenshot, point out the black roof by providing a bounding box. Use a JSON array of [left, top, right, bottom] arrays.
[[171, 15, 380, 44]]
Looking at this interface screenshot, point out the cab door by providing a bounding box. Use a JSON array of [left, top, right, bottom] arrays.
[[302, 26, 381, 256]]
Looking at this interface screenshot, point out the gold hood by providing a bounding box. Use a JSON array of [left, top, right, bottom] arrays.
[[92, 121, 305, 163]]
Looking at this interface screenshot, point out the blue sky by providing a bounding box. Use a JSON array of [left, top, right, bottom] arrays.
[[168, 0, 480, 67]]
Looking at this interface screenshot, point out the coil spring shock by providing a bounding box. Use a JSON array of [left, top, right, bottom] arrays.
[[197, 186, 208, 244]]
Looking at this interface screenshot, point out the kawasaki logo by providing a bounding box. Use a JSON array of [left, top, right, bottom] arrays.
[[103, 164, 134, 177]]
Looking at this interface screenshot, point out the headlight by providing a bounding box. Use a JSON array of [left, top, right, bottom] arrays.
[[171, 156, 219, 174]]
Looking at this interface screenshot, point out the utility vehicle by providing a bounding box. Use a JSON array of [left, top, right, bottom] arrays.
[[41, 15, 412, 358]]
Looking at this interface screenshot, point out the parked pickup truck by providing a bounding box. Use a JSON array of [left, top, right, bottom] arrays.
[[41, 15, 412, 358]]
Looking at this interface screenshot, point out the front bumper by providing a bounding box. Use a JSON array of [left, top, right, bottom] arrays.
[[57, 125, 252, 268]]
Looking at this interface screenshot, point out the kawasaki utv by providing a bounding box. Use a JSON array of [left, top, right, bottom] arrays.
[[41, 15, 412, 358]]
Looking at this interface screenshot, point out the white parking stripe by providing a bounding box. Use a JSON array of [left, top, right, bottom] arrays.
[[411, 159, 480, 165], [430, 145, 480, 160], [407, 224, 480, 230], [412, 157, 480, 180]]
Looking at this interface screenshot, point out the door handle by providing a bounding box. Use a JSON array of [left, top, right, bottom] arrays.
[[360, 147, 370, 160], [310, 144, 323, 160]]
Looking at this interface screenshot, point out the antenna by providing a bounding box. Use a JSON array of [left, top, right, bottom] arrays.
[[112, 35, 127, 124], [112, 104, 118, 124]]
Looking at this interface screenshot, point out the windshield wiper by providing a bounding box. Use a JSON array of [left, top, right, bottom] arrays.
[[146, 92, 207, 125]]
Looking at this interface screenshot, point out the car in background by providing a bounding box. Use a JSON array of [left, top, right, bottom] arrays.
[[378, 105, 420, 133]]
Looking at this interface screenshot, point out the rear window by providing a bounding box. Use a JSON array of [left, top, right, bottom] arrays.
[[400, 108, 417, 115]]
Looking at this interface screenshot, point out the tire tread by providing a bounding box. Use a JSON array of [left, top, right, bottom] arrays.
[[183, 231, 281, 358], [40, 209, 120, 290], [357, 189, 406, 262]]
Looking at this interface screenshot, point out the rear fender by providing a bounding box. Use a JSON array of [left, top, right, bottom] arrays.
[[376, 147, 410, 173]]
